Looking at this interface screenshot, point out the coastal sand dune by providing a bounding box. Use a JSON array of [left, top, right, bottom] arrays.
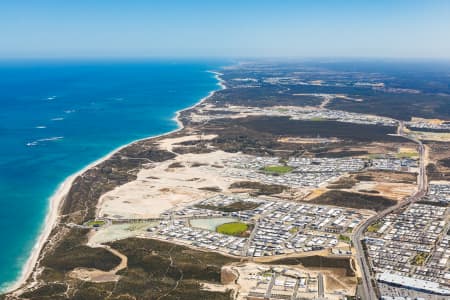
[[97, 149, 237, 220]]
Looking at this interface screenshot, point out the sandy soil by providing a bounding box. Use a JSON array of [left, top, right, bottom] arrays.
[[227, 261, 356, 300], [412, 131, 450, 142], [97, 149, 239, 220], [69, 246, 127, 283], [351, 181, 416, 200], [305, 188, 328, 200], [278, 137, 341, 144], [411, 117, 446, 125], [88, 222, 157, 245], [252, 249, 331, 263], [200, 282, 230, 293], [158, 134, 217, 153]]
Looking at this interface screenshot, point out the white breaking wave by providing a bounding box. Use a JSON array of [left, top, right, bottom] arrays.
[[26, 136, 64, 147], [51, 117, 64, 121], [35, 126, 47, 129]]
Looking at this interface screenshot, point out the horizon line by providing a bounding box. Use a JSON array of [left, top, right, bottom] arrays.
[[1, 56, 450, 63]]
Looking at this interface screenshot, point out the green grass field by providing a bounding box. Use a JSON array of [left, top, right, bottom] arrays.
[[367, 221, 383, 233], [411, 252, 429, 265], [262, 165, 293, 174], [310, 117, 325, 121], [338, 234, 351, 243], [216, 222, 248, 236], [86, 220, 106, 227]]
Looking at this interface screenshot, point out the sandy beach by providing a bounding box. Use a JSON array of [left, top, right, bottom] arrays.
[[6, 71, 226, 293]]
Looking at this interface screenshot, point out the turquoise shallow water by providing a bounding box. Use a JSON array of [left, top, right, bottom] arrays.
[[0, 60, 222, 292]]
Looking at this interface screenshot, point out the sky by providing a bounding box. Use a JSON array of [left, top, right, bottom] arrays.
[[1, 0, 450, 59]]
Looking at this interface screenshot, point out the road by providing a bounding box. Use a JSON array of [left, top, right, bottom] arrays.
[[291, 279, 300, 300], [242, 219, 259, 257], [265, 273, 276, 299], [242, 208, 272, 257], [352, 122, 428, 300], [318, 273, 325, 298]]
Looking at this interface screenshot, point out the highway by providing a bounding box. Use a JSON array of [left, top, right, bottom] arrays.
[[352, 122, 428, 300]]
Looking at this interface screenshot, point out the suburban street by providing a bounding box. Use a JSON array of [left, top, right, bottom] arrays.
[[318, 273, 325, 299]]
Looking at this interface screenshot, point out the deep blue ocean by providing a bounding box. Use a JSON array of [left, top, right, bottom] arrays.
[[0, 60, 222, 292]]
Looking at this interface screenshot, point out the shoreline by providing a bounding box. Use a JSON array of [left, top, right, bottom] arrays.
[[6, 70, 226, 294]]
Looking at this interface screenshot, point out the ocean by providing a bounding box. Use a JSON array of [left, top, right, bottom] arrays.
[[0, 60, 222, 292]]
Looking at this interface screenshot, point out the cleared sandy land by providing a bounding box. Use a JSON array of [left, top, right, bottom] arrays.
[[158, 133, 218, 152], [97, 149, 239, 220], [88, 222, 157, 245], [278, 137, 341, 144], [69, 246, 127, 283], [352, 181, 417, 200], [411, 130, 450, 142]]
